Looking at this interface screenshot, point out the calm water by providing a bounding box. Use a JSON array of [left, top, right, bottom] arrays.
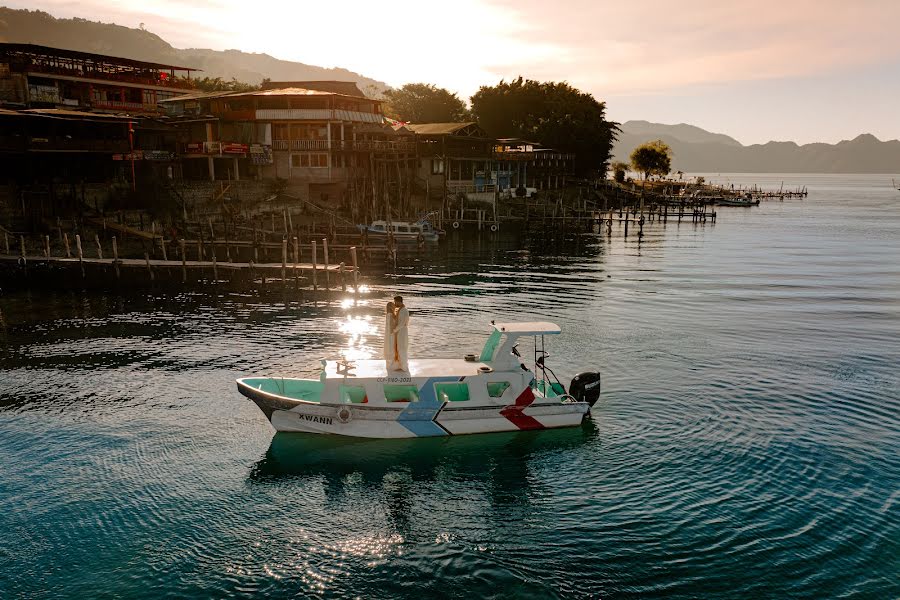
[[1, 174, 898, 599]]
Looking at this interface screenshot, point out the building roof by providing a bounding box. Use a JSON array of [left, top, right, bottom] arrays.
[[159, 87, 379, 103], [0, 107, 136, 124], [0, 42, 198, 72], [22, 108, 132, 120], [157, 90, 240, 103], [405, 122, 480, 135], [261, 80, 366, 97]]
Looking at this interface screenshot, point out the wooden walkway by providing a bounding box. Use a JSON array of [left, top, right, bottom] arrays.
[[1, 252, 359, 291], [1, 255, 348, 272]]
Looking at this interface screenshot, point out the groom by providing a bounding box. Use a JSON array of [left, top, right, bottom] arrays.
[[392, 295, 410, 372]]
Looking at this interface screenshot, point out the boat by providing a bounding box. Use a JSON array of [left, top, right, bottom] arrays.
[[716, 193, 760, 207], [236, 321, 602, 438], [357, 219, 442, 242]]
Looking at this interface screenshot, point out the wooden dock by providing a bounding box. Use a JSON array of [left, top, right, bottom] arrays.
[[1, 236, 362, 292]]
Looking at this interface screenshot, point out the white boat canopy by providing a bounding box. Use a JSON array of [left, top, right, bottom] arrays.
[[493, 322, 561, 335]]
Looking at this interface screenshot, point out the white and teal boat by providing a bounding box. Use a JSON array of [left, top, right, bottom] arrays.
[[236, 322, 601, 438]]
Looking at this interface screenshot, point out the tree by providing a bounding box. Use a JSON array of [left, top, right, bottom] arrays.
[[611, 161, 629, 183], [630, 140, 672, 180], [190, 76, 259, 93], [470, 77, 619, 177], [383, 83, 469, 123]]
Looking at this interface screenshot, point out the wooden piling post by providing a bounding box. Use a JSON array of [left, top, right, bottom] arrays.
[[281, 237, 287, 285], [94, 234, 103, 259], [112, 236, 120, 279], [350, 246, 359, 292], [4, 231, 9, 254], [63, 233, 71, 258], [75, 234, 85, 277], [339, 262, 346, 292], [19, 235, 25, 257], [311, 240, 318, 291], [144, 252, 154, 281], [292, 236, 299, 287], [180, 239, 187, 283], [197, 240, 202, 262], [44, 235, 51, 258], [212, 250, 218, 282], [322, 237, 330, 290], [161, 238, 168, 262]]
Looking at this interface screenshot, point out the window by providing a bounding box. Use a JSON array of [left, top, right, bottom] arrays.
[[291, 153, 328, 168], [340, 385, 367, 404], [435, 383, 470, 402], [383, 385, 419, 402], [290, 123, 327, 140], [431, 158, 444, 174], [273, 124, 290, 141], [487, 382, 511, 398]]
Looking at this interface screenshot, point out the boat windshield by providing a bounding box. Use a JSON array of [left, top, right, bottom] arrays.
[[479, 328, 502, 362]]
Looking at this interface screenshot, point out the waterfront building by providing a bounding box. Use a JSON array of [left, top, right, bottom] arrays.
[[407, 123, 575, 208], [0, 43, 196, 114], [160, 83, 417, 208]]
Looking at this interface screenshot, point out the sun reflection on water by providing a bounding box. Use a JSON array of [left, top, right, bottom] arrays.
[[338, 315, 375, 362]]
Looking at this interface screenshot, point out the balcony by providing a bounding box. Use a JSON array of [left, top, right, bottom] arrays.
[[93, 100, 158, 113], [272, 139, 416, 153], [256, 109, 382, 123], [272, 139, 331, 151], [27, 137, 130, 153]]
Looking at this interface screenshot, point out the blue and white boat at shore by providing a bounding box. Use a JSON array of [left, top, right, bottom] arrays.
[[357, 219, 442, 243], [236, 322, 601, 438]]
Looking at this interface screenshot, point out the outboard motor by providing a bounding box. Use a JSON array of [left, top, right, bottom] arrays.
[[569, 372, 602, 406]]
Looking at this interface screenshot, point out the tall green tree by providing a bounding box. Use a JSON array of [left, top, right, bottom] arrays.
[[630, 140, 672, 180], [190, 76, 259, 93], [383, 83, 469, 123], [470, 77, 619, 176]]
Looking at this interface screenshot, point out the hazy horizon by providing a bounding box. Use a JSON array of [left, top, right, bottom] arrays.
[[5, 0, 900, 146]]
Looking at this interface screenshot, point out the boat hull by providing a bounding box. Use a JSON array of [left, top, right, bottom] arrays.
[[361, 229, 440, 243], [239, 381, 589, 438]]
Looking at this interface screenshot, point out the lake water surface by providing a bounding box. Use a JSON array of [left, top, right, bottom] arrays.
[[1, 174, 898, 598]]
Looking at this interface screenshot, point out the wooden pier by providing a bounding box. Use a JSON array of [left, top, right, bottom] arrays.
[[1, 234, 362, 293]]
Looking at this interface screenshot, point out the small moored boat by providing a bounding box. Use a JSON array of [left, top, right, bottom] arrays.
[[716, 193, 760, 207], [358, 219, 442, 242], [236, 322, 601, 438]]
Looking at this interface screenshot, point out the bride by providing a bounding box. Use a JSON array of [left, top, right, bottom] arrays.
[[383, 300, 397, 368]]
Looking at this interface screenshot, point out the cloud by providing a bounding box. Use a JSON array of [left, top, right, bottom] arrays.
[[481, 0, 900, 94]]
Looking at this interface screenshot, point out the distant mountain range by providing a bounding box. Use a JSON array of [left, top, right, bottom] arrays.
[[0, 7, 388, 94], [614, 121, 900, 173]]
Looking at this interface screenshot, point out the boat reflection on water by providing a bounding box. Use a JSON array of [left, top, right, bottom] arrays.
[[249, 419, 599, 494]]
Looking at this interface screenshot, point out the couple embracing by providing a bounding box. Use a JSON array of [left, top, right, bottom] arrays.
[[383, 295, 409, 372]]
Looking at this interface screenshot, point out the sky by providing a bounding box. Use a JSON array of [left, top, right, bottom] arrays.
[[9, 0, 900, 145]]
